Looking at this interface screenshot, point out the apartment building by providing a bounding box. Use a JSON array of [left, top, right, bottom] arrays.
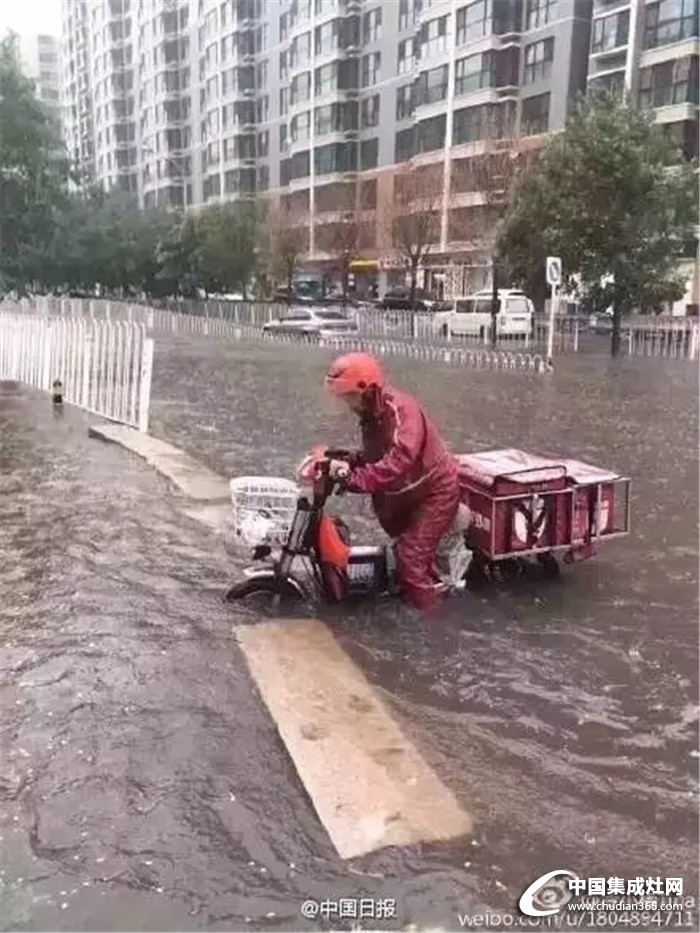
[[16, 33, 61, 122], [59, 0, 698, 288], [587, 0, 699, 310], [587, 0, 698, 156]]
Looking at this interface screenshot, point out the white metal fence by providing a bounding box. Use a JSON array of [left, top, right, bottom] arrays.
[[626, 320, 699, 360], [6, 296, 698, 364], [12, 294, 581, 351], [0, 312, 154, 431]]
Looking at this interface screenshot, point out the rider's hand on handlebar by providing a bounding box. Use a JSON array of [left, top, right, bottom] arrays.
[[328, 459, 350, 481]]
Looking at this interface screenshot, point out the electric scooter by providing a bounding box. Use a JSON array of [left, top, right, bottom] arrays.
[[223, 448, 471, 610]]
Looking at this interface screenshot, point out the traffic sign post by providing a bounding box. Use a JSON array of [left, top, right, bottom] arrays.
[[546, 256, 562, 367]]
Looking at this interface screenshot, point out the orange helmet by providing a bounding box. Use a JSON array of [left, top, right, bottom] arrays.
[[325, 352, 384, 396]]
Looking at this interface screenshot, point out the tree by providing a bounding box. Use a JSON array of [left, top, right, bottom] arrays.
[[260, 200, 307, 301], [0, 35, 71, 292], [155, 210, 202, 297], [325, 210, 362, 307], [451, 114, 538, 342], [388, 165, 442, 308], [499, 95, 698, 355], [194, 201, 257, 296]]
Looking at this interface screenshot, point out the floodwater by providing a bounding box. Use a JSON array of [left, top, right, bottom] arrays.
[[1, 336, 698, 932]]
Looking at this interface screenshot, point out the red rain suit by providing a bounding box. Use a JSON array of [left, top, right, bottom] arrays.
[[345, 385, 460, 613]]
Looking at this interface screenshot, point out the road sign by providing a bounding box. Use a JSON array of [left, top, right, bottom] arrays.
[[546, 256, 562, 287]]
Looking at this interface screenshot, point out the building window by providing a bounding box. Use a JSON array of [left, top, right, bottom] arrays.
[[291, 71, 311, 105], [456, 1, 490, 45], [280, 87, 289, 116], [638, 56, 699, 108], [256, 60, 268, 87], [280, 11, 289, 41], [419, 15, 449, 58], [291, 149, 310, 181], [257, 130, 269, 157], [523, 37, 554, 83], [417, 114, 446, 153], [257, 164, 269, 191], [526, 0, 554, 30], [363, 8, 382, 42], [591, 10, 630, 53], [395, 127, 416, 161], [291, 111, 311, 143], [397, 39, 414, 75], [280, 50, 289, 81], [521, 92, 550, 134], [360, 137, 379, 169], [280, 123, 288, 152], [455, 52, 494, 95], [361, 94, 380, 128], [315, 62, 338, 95], [399, 0, 411, 30], [396, 85, 414, 121], [314, 142, 357, 175], [663, 119, 699, 159], [453, 104, 485, 144], [315, 19, 339, 55], [315, 104, 333, 135], [644, 0, 699, 49], [415, 65, 448, 105], [589, 70, 626, 101], [256, 95, 269, 122], [256, 24, 268, 52], [362, 52, 381, 87], [290, 32, 311, 68]]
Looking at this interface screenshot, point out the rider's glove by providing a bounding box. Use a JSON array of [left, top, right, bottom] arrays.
[[328, 459, 350, 480]]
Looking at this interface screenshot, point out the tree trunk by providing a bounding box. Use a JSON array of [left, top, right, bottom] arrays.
[[341, 262, 349, 310], [409, 260, 418, 310], [490, 254, 499, 347], [286, 264, 293, 305], [611, 303, 622, 357]]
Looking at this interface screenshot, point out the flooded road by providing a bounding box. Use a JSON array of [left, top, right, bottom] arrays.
[[1, 338, 698, 931]]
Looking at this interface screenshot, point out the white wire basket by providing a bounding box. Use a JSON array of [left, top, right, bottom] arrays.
[[229, 476, 300, 548]]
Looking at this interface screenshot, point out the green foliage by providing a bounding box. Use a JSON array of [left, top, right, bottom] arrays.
[[0, 36, 71, 292], [193, 201, 257, 296], [499, 95, 698, 349], [0, 35, 261, 297]]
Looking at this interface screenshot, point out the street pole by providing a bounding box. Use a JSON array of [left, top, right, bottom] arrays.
[[490, 252, 499, 348], [546, 282, 558, 367], [545, 256, 562, 370]]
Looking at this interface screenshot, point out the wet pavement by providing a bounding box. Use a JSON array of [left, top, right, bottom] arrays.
[[1, 337, 698, 932]]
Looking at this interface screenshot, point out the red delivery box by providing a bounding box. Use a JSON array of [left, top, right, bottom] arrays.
[[559, 459, 619, 545], [456, 449, 571, 558]]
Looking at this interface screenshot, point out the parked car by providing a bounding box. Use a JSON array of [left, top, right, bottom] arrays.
[[380, 288, 449, 312], [432, 289, 534, 339], [272, 287, 314, 304], [262, 308, 358, 339]]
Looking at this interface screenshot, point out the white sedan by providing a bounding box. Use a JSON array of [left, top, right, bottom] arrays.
[[262, 308, 358, 339]]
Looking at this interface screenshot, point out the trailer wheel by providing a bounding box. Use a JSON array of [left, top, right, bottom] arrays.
[[536, 552, 560, 578], [464, 550, 491, 589], [494, 558, 522, 583]]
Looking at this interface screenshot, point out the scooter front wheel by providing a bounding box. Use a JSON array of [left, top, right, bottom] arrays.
[[223, 577, 304, 616]]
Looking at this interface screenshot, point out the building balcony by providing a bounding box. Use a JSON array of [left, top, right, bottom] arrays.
[[590, 40, 629, 62], [289, 134, 312, 155], [640, 37, 700, 69], [653, 101, 699, 124], [288, 174, 312, 193]]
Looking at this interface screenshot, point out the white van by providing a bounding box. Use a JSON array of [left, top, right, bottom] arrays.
[[433, 289, 535, 339]]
